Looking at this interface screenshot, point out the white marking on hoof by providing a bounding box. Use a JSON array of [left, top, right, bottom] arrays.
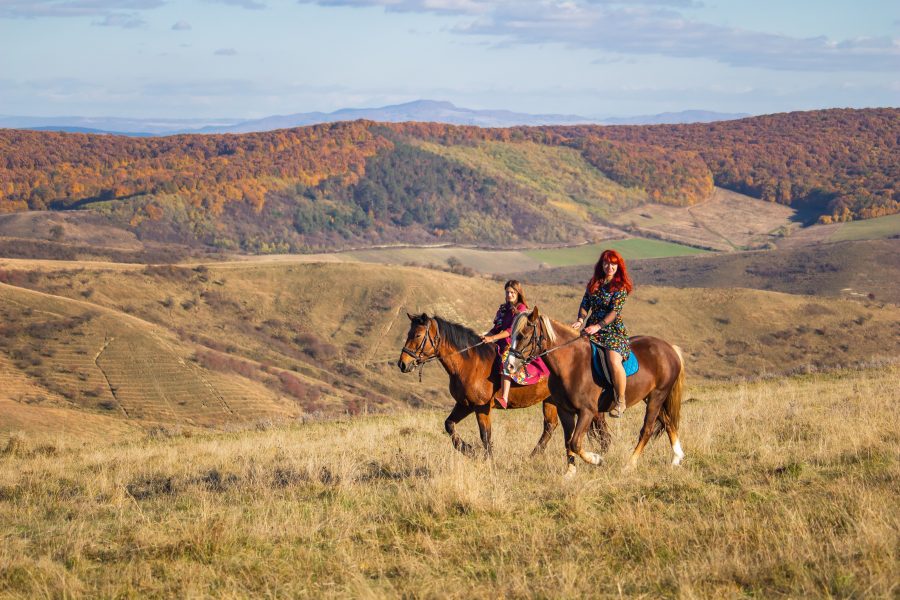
[[581, 451, 602, 465], [564, 464, 577, 479], [672, 440, 685, 466]]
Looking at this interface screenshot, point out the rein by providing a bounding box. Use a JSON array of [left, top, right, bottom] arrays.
[[403, 318, 485, 382], [510, 318, 584, 366]]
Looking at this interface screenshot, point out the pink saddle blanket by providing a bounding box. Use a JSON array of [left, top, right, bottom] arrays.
[[496, 348, 549, 386]]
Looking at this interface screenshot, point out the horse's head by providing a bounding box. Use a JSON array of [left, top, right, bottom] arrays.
[[397, 312, 441, 373], [504, 306, 550, 375]]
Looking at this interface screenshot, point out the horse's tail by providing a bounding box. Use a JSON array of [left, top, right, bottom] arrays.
[[654, 344, 685, 438]]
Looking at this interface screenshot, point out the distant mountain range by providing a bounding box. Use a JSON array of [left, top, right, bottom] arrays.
[[0, 100, 749, 136]]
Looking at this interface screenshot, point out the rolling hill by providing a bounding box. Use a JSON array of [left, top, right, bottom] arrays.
[[1, 259, 898, 440], [0, 109, 896, 254], [517, 238, 900, 305]]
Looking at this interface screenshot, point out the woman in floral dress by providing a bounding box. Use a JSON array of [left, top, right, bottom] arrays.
[[571, 249, 633, 417], [481, 280, 548, 409]]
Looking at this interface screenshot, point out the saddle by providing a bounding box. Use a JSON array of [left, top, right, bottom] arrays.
[[591, 342, 638, 386]]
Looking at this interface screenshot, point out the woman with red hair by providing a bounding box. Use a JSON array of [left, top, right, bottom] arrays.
[[571, 249, 634, 417]]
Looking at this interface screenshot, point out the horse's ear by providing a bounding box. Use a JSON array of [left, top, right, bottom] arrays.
[[407, 312, 414, 321], [528, 306, 540, 322]]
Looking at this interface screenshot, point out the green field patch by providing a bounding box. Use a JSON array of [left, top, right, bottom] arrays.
[[829, 213, 900, 242], [414, 140, 647, 219], [523, 238, 709, 266]]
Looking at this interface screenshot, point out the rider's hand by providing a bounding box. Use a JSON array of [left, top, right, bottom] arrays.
[[571, 319, 583, 330], [481, 335, 490, 343], [583, 324, 601, 335]]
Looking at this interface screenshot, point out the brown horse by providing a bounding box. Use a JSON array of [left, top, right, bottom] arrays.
[[505, 308, 685, 476], [397, 313, 610, 457]]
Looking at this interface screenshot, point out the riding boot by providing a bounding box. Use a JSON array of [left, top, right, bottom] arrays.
[[609, 393, 626, 418]]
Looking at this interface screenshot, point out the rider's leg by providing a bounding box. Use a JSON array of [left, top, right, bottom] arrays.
[[499, 376, 512, 408], [607, 350, 626, 417]]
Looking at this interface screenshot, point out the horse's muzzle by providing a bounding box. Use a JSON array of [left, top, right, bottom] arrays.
[[397, 356, 415, 373]]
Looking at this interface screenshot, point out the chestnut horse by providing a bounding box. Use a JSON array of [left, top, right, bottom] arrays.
[[397, 313, 610, 457], [505, 308, 685, 476]]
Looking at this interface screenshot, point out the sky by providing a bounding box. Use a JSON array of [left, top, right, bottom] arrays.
[[1, 0, 898, 119]]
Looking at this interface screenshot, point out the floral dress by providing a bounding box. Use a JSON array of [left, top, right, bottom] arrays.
[[579, 284, 632, 361], [487, 303, 549, 385]]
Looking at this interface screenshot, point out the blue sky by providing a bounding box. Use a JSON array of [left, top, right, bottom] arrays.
[[1, 0, 897, 119]]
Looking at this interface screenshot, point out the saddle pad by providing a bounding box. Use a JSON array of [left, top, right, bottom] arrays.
[[591, 342, 638, 387]]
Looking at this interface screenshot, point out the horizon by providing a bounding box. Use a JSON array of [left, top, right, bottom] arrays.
[[2, 1, 898, 120], [1, 99, 894, 129], [0, 98, 758, 124]]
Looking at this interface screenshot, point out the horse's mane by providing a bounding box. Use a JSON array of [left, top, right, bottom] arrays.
[[510, 311, 560, 344], [411, 313, 495, 362]]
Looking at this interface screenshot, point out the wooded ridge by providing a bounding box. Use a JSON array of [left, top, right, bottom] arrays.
[[1, 108, 895, 252]]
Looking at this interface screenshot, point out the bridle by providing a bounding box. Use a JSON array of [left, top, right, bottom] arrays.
[[508, 317, 545, 366], [400, 317, 485, 382], [401, 318, 442, 366], [508, 314, 584, 368]]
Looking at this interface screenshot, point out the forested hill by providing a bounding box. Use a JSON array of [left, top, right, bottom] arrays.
[[567, 108, 899, 223], [0, 108, 896, 253]]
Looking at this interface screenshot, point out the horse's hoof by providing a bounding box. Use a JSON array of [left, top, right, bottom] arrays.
[[671, 441, 685, 467], [564, 464, 577, 480], [582, 452, 602, 465]]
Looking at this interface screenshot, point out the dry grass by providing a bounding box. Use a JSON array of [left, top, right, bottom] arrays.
[[611, 188, 796, 251], [1, 367, 897, 598], [1, 260, 899, 436]]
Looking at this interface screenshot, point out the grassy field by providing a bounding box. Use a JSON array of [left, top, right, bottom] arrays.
[[610, 188, 797, 251], [829, 213, 900, 242], [523, 238, 708, 266], [1, 258, 899, 439], [415, 140, 648, 219], [1, 367, 896, 597], [346, 237, 706, 274], [519, 238, 900, 305]]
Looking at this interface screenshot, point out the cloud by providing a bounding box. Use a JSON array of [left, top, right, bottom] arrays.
[[214, 48, 239, 56], [0, 0, 164, 19], [172, 20, 192, 30], [92, 12, 144, 27], [296, 0, 900, 72], [206, 0, 268, 9]]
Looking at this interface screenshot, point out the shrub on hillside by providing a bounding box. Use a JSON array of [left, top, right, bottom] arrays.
[[294, 333, 338, 361]]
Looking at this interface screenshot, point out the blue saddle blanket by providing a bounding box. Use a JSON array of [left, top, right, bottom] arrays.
[[591, 342, 638, 387]]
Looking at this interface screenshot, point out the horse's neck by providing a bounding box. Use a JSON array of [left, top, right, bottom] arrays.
[[436, 340, 486, 377], [547, 319, 580, 347], [541, 319, 581, 371]]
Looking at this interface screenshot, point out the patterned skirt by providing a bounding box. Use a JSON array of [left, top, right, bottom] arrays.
[[499, 348, 549, 385], [587, 319, 631, 361]]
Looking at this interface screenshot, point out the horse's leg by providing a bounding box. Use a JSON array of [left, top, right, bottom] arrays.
[[627, 390, 665, 469], [660, 412, 685, 466], [474, 404, 493, 458], [530, 400, 559, 457], [445, 402, 476, 457], [587, 412, 612, 454], [571, 407, 603, 466], [558, 405, 578, 478]]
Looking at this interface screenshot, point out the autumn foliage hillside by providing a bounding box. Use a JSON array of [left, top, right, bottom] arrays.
[[0, 108, 896, 252], [570, 108, 900, 222]]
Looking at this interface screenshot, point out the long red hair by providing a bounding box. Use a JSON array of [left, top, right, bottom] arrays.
[[587, 249, 633, 294]]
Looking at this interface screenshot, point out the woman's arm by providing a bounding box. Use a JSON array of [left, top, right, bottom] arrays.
[[572, 287, 591, 329], [584, 290, 627, 333], [482, 307, 509, 342]]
